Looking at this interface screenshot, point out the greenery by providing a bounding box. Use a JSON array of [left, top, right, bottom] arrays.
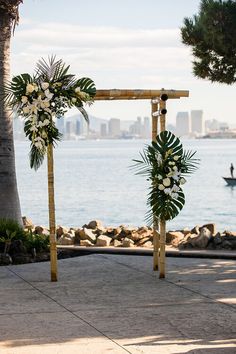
[[133, 131, 199, 224], [5, 56, 96, 169], [0, 218, 49, 255], [181, 0, 236, 84]]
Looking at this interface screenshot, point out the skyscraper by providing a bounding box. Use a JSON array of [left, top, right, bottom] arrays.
[[191, 110, 204, 135], [176, 112, 190, 136], [108, 118, 121, 137]]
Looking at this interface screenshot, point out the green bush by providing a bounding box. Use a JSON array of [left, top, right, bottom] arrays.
[[0, 219, 49, 254]]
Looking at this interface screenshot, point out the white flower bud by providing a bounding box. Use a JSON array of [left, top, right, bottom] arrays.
[[163, 177, 171, 187], [158, 184, 165, 191]]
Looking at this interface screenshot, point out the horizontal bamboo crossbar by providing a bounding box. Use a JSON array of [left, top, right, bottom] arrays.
[[95, 89, 189, 101]]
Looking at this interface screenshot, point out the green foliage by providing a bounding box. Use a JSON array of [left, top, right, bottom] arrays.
[[133, 131, 199, 224], [24, 231, 49, 253], [181, 0, 236, 84], [0, 218, 26, 241]]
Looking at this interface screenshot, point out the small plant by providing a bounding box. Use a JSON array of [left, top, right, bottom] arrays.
[[24, 230, 49, 253], [0, 230, 17, 255]]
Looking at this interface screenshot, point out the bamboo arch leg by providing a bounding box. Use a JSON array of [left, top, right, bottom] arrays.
[[151, 100, 160, 271], [159, 220, 166, 278], [47, 144, 58, 282]]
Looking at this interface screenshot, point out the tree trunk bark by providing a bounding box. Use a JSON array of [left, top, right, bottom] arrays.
[[0, 12, 22, 224]]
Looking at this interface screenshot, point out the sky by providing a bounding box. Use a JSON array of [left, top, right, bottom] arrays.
[[11, 0, 236, 126]]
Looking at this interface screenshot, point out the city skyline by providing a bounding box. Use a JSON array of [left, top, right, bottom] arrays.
[[11, 1, 236, 126]]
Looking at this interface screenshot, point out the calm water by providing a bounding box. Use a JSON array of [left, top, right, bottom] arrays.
[[15, 139, 236, 232]]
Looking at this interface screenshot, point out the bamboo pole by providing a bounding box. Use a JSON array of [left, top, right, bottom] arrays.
[[152, 100, 160, 271], [95, 89, 189, 101], [159, 220, 166, 278], [47, 144, 58, 282], [159, 100, 166, 278]]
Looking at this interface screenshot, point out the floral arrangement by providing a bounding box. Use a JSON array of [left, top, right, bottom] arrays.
[[5, 56, 96, 169], [133, 130, 199, 224]]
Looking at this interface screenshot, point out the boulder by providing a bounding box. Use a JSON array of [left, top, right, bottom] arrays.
[[200, 223, 216, 235], [34, 226, 49, 236], [57, 233, 74, 246], [96, 235, 111, 247], [142, 241, 153, 248], [190, 227, 212, 248], [80, 239, 93, 247], [213, 232, 222, 246], [56, 226, 69, 238], [86, 220, 103, 230], [78, 228, 96, 243], [112, 239, 122, 247], [122, 238, 135, 247], [136, 236, 152, 247], [191, 225, 200, 235], [166, 231, 184, 246]]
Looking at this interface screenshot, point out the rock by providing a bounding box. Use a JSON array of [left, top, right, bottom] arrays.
[[80, 239, 93, 247], [78, 228, 96, 243], [190, 227, 212, 248], [136, 236, 152, 247], [74, 228, 82, 244], [96, 235, 111, 247], [68, 229, 75, 237], [179, 228, 191, 236], [34, 226, 49, 236], [95, 226, 107, 236], [200, 223, 216, 235], [213, 232, 222, 245], [22, 216, 34, 230], [86, 220, 103, 230], [0, 253, 12, 265], [113, 227, 122, 235], [113, 239, 122, 247], [142, 241, 153, 248], [122, 226, 137, 236], [191, 225, 200, 235], [166, 231, 184, 246], [57, 233, 74, 246], [56, 226, 69, 238], [224, 230, 236, 237], [122, 238, 135, 247]]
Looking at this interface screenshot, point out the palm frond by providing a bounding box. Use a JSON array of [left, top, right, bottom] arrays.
[[76, 77, 96, 98]]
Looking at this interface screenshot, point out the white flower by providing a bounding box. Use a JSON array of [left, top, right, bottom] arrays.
[[168, 161, 175, 166], [170, 192, 179, 199], [21, 96, 28, 104], [180, 177, 186, 185], [34, 141, 43, 149], [38, 121, 44, 127], [75, 87, 81, 93], [44, 89, 53, 100], [158, 184, 165, 191], [155, 152, 162, 166], [26, 83, 35, 94], [172, 184, 180, 192], [41, 82, 49, 90], [164, 188, 171, 195], [157, 174, 162, 180], [163, 177, 171, 187], [43, 119, 50, 126], [22, 106, 30, 114], [30, 105, 38, 115], [174, 155, 180, 161], [72, 97, 77, 103], [29, 125, 38, 132]]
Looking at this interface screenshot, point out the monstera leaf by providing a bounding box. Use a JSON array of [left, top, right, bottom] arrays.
[[133, 130, 199, 224]]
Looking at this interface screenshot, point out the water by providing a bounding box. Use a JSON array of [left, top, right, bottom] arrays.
[[15, 139, 236, 232]]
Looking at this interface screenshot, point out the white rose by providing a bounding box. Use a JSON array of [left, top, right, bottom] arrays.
[[41, 82, 49, 90], [75, 87, 81, 93], [158, 184, 165, 191], [26, 83, 35, 94], [43, 119, 50, 126], [21, 96, 28, 104], [174, 155, 180, 161], [163, 177, 171, 187], [172, 184, 180, 192], [44, 89, 53, 100], [180, 177, 186, 185], [22, 106, 30, 114], [72, 97, 77, 103], [171, 192, 179, 199], [164, 188, 171, 195]]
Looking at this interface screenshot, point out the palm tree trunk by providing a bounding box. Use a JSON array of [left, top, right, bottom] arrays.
[[0, 11, 22, 224], [47, 144, 58, 281]]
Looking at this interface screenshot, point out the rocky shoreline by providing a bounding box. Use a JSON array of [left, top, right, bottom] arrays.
[[24, 218, 236, 251]]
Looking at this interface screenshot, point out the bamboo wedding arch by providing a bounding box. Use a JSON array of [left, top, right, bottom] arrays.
[[50, 88, 189, 281]]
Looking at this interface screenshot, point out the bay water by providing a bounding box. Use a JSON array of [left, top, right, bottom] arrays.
[[15, 139, 236, 232]]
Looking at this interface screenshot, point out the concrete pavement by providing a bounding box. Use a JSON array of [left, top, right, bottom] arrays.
[[0, 254, 236, 353]]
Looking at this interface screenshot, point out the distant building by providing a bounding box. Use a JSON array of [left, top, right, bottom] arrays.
[[176, 112, 190, 136], [108, 118, 120, 137], [56, 116, 65, 135], [143, 117, 151, 139], [191, 110, 203, 135], [75, 120, 81, 135], [100, 123, 107, 137], [65, 121, 72, 139]]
